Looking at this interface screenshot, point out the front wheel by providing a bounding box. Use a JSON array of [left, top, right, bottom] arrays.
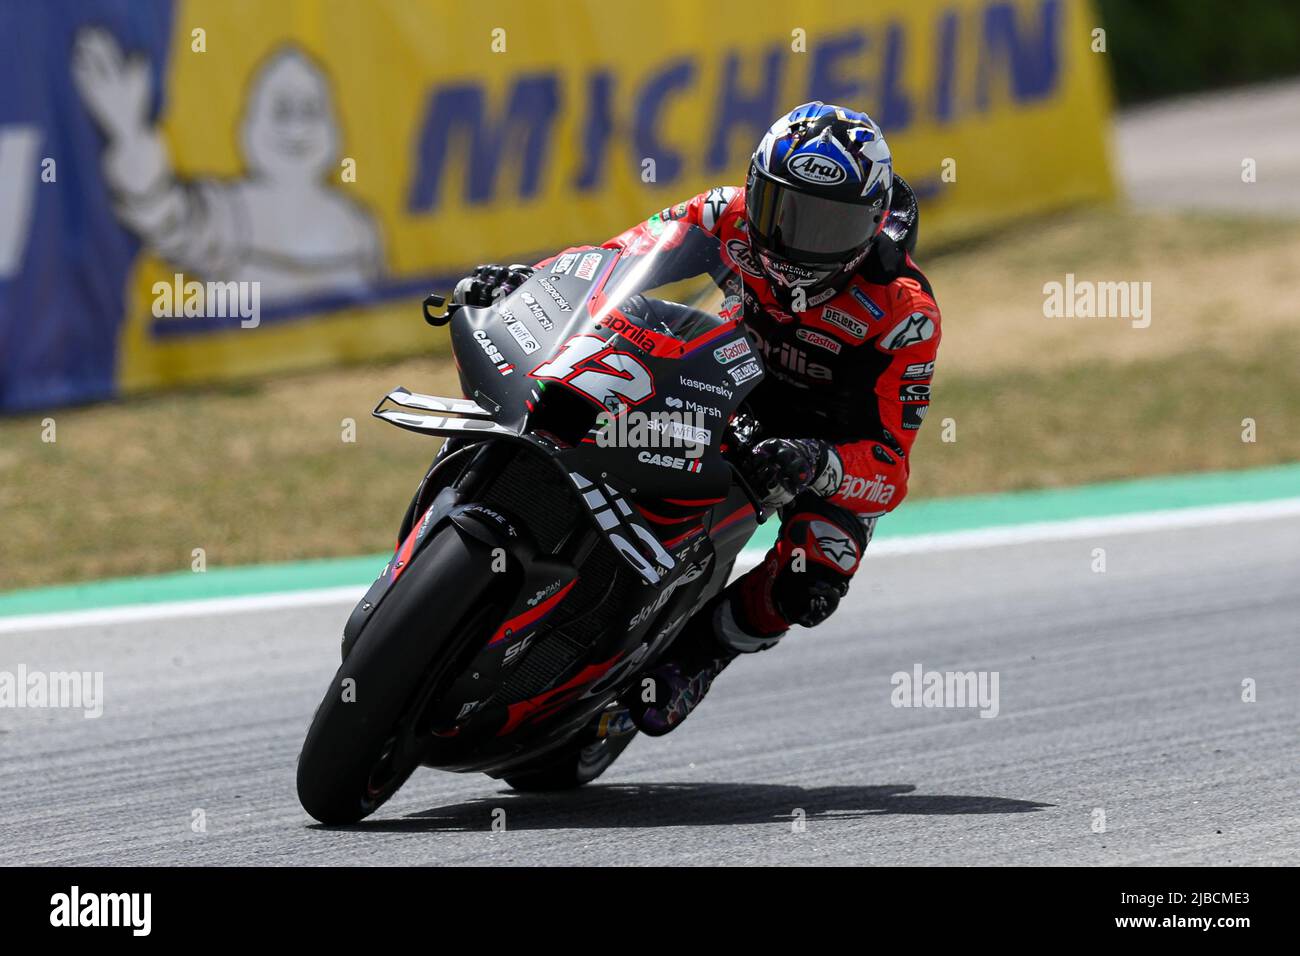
[[296, 523, 501, 825]]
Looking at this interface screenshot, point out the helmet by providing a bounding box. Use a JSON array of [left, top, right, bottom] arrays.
[[745, 102, 893, 308]]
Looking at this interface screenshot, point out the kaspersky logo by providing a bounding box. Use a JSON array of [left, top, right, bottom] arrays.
[[839, 472, 896, 505]]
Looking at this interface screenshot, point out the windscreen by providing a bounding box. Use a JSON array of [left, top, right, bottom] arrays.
[[589, 221, 744, 343]]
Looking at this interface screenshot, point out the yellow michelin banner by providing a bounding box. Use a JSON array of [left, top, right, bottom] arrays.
[[44, 0, 1113, 398]]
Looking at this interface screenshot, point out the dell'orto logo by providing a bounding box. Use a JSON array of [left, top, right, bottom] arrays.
[[788, 152, 848, 185]]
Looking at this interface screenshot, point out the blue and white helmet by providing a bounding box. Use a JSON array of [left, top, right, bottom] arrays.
[[745, 102, 894, 301]]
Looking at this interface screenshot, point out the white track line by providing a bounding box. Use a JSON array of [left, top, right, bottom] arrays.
[[3, 497, 1298, 634], [0, 586, 367, 635]]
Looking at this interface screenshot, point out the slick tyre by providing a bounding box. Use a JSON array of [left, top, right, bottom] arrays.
[[296, 524, 498, 825], [503, 712, 637, 792]]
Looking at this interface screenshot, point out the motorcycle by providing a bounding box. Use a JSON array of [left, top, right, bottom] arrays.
[[296, 221, 770, 825]]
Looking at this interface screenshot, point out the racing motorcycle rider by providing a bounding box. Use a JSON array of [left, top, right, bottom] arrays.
[[453, 102, 941, 736]]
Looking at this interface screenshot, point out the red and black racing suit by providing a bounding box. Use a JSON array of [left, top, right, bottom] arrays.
[[596, 181, 942, 650]]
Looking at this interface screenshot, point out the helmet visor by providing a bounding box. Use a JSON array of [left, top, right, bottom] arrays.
[[746, 170, 881, 263]]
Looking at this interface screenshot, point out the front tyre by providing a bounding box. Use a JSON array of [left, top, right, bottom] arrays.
[[296, 523, 500, 825]]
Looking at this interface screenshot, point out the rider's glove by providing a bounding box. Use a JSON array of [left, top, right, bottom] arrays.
[[452, 263, 536, 308], [745, 437, 843, 509]]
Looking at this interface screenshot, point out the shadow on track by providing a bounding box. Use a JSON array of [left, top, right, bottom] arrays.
[[321, 782, 1053, 832]]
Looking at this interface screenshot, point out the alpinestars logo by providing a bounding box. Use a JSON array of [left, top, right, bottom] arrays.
[[701, 187, 736, 230], [883, 311, 935, 350], [809, 520, 859, 571], [838, 472, 897, 505]]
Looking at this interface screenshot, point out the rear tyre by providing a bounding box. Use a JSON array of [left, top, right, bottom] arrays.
[[503, 710, 638, 792], [296, 524, 500, 825]]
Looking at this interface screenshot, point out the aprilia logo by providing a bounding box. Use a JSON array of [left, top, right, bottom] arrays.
[[839, 473, 896, 505], [600, 314, 657, 353]]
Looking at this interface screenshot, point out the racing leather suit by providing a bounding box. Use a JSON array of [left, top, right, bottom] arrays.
[[602, 178, 942, 648]]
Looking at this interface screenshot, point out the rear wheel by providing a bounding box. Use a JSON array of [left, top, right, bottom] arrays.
[[296, 523, 500, 825], [503, 706, 638, 792]]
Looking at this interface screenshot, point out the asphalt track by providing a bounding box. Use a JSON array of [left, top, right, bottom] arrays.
[[2, 511, 1296, 866]]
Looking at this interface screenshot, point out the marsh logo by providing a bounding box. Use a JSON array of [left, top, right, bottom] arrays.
[[788, 153, 848, 186], [519, 292, 555, 331]]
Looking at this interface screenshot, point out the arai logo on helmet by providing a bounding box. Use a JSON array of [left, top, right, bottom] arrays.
[[788, 152, 848, 186], [725, 239, 762, 277]]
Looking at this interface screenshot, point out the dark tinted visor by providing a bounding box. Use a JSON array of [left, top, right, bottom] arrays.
[[746, 170, 879, 263]]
